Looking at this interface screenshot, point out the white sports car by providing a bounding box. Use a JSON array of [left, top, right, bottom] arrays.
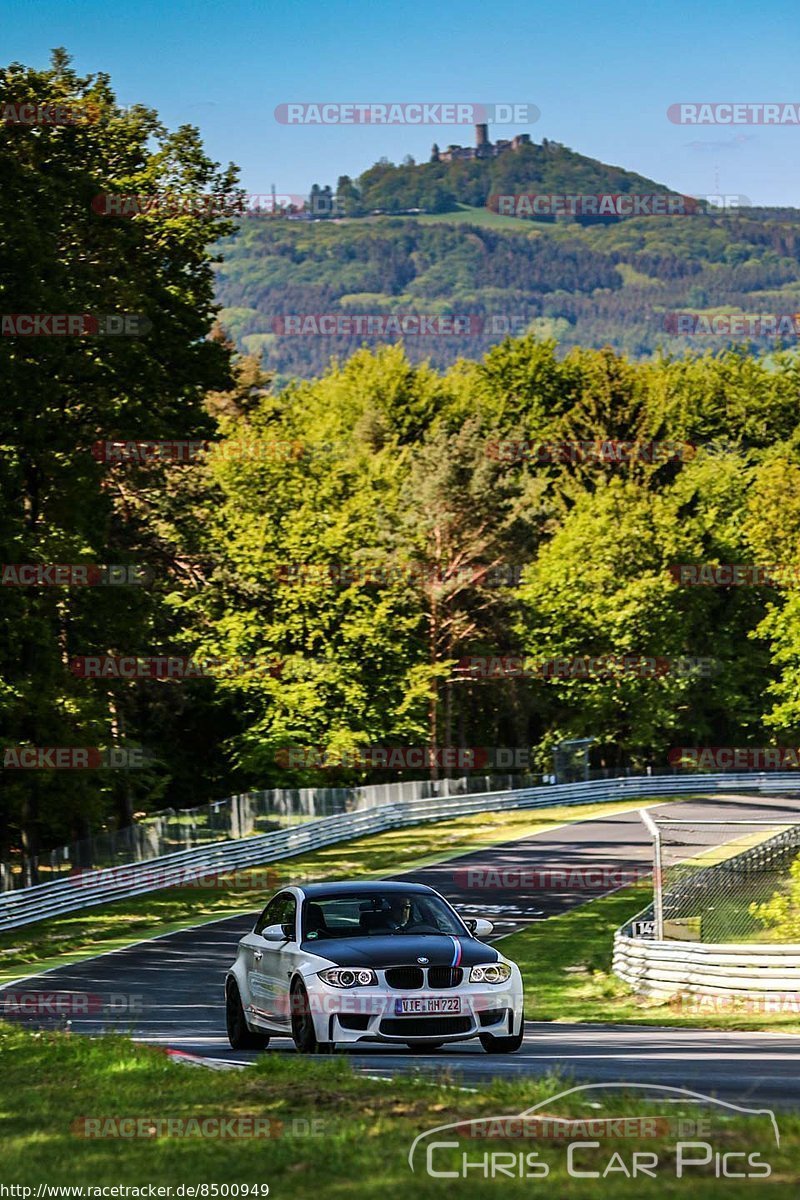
[[225, 880, 525, 1053]]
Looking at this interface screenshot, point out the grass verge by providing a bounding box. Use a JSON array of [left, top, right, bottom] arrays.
[[0, 1023, 797, 1195]]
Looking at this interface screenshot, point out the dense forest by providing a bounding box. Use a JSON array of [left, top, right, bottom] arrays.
[[4, 54, 800, 863], [217, 206, 800, 378]]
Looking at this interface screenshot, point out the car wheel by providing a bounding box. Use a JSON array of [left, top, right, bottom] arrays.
[[405, 1042, 444, 1052], [479, 1031, 524, 1054], [290, 979, 333, 1054], [226, 979, 269, 1050]]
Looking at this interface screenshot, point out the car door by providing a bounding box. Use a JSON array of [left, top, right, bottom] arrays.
[[236, 906, 271, 1018], [248, 892, 297, 1030]]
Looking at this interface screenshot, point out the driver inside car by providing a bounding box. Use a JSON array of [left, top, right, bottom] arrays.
[[378, 896, 413, 931]]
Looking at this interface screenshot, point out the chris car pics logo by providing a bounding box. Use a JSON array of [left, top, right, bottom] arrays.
[[408, 1083, 778, 1179]]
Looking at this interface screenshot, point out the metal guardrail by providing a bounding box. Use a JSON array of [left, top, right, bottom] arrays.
[[613, 931, 800, 999], [2, 771, 799, 933]]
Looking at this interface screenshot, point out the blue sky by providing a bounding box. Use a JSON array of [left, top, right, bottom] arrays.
[[6, 0, 799, 203]]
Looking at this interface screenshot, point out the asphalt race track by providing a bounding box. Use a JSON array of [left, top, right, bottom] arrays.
[[3, 794, 800, 1108]]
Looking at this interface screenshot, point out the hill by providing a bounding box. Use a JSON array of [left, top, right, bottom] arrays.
[[349, 135, 675, 217], [214, 138, 800, 379]]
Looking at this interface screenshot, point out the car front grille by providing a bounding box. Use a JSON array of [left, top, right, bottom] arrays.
[[427, 966, 463, 988], [384, 966, 424, 989], [384, 965, 463, 990], [379, 1016, 472, 1038]]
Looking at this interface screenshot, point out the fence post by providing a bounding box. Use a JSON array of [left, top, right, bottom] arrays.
[[639, 807, 664, 939]]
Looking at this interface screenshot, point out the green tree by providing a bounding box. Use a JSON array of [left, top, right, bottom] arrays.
[[0, 50, 238, 861], [514, 460, 767, 767], [750, 854, 800, 941], [334, 175, 363, 218]]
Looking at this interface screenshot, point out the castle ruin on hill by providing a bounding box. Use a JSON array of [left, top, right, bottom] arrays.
[[432, 124, 532, 163]]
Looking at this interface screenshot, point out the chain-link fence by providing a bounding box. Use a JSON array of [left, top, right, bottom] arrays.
[[0, 771, 541, 891], [9, 754, 798, 892], [636, 816, 800, 943]]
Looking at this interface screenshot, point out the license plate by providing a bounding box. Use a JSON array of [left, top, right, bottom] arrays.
[[394, 997, 462, 1015]]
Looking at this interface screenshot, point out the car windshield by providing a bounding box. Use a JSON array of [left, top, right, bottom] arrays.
[[302, 892, 465, 940]]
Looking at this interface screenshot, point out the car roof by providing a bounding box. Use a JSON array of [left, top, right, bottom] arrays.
[[298, 880, 436, 899]]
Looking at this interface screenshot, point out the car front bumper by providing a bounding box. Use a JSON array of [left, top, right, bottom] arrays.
[[305, 981, 524, 1044]]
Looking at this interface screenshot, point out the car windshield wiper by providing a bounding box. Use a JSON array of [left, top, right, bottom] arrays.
[[393, 927, 447, 934]]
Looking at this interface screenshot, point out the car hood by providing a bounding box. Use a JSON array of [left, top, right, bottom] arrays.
[[300, 933, 499, 967]]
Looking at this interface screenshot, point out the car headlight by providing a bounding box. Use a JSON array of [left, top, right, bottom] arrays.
[[469, 962, 512, 985], [318, 968, 377, 988]]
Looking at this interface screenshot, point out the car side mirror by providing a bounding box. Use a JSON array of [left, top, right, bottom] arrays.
[[262, 923, 290, 942], [464, 917, 494, 938]]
